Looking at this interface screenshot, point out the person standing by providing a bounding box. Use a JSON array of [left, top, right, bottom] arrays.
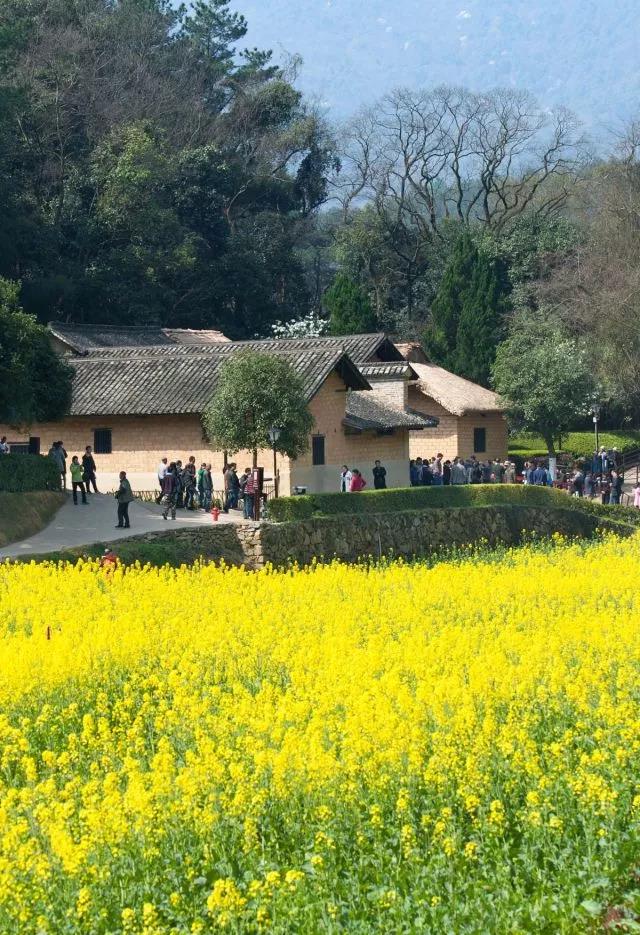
[[156, 457, 168, 504], [634, 483, 640, 509], [70, 456, 88, 505], [372, 460, 387, 490], [228, 464, 240, 509], [175, 460, 184, 508], [82, 445, 98, 494], [243, 469, 255, 519], [451, 457, 466, 485], [350, 468, 366, 492], [49, 441, 67, 490], [182, 462, 196, 510], [421, 459, 433, 486], [161, 463, 178, 520], [610, 470, 622, 505], [0, 436, 9, 455], [197, 462, 207, 509], [114, 471, 133, 528], [443, 460, 452, 485], [340, 465, 353, 492]]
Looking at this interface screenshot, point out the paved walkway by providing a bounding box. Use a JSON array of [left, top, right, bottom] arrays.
[[0, 493, 241, 559]]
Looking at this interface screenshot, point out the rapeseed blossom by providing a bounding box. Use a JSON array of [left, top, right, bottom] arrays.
[[1, 535, 640, 931]]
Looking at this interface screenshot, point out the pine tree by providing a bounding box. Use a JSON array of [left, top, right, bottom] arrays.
[[325, 274, 377, 335], [455, 254, 510, 386], [423, 230, 478, 369]]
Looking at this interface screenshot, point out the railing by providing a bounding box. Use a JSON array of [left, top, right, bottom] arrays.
[[622, 448, 640, 483]]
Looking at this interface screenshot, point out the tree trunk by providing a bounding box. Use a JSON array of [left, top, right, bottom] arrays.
[[252, 448, 258, 468], [543, 433, 556, 456]]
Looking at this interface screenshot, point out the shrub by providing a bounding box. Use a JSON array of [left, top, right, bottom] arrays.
[[0, 454, 60, 492], [268, 484, 573, 522]]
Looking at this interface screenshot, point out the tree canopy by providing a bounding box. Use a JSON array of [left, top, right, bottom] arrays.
[[0, 279, 73, 426], [325, 274, 377, 336], [492, 314, 595, 454], [423, 232, 510, 385], [202, 352, 314, 463], [0, 0, 333, 337]]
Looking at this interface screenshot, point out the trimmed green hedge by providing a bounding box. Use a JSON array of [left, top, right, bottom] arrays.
[[268, 484, 576, 522], [0, 454, 60, 492]]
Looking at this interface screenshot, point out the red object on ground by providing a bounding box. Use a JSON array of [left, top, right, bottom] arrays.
[[211, 506, 220, 522]]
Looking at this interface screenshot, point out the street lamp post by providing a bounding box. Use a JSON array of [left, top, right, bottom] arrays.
[[267, 426, 282, 498], [591, 404, 601, 455]]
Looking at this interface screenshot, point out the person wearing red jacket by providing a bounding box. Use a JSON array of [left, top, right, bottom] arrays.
[[350, 468, 367, 492]]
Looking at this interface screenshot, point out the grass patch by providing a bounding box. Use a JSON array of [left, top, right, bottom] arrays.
[[16, 536, 213, 568], [0, 491, 65, 548]]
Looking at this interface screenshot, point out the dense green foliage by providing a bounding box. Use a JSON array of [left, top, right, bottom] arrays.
[[325, 274, 377, 335], [202, 351, 314, 461], [0, 280, 73, 425], [492, 315, 595, 453], [0, 0, 332, 337], [510, 430, 640, 460], [269, 483, 578, 522], [0, 454, 61, 492], [423, 233, 510, 386]]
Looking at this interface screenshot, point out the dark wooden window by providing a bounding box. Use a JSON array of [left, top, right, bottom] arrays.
[[8, 442, 29, 455], [93, 428, 112, 455], [473, 427, 487, 453], [312, 435, 325, 466]]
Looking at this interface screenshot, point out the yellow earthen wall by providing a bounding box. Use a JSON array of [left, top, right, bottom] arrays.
[[407, 389, 508, 461]]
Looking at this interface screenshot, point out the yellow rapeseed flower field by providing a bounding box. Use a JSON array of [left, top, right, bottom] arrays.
[[2, 534, 640, 933]]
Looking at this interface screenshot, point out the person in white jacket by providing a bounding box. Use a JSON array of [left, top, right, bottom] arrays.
[[340, 465, 353, 492]]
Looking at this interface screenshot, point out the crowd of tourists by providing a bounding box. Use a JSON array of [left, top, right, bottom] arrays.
[[409, 455, 518, 486], [563, 446, 633, 505], [156, 459, 259, 520]]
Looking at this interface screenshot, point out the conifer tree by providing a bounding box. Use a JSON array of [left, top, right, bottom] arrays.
[[454, 253, 510, 386], [423, 230, 477, 369], [325, 274, 377, 335]]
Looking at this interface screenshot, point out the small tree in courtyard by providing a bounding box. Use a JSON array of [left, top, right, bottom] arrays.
[[492, 313, 595, 455], [0, 279, 73, 425], [202, 351, 315, 466]]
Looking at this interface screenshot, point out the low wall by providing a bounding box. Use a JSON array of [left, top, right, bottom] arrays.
[[114, 505, 631, 570]]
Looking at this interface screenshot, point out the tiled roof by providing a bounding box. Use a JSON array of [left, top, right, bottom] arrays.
[[69, 345, 369, 416], [49, 323, 399, 362], [359, 362, 418, 379], [344, 392, 439, 432], [49, 322, 229, 352]]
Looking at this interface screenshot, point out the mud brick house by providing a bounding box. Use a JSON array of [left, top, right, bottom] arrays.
[[397, 342, 508, 462], [1, 325, 507, 493]]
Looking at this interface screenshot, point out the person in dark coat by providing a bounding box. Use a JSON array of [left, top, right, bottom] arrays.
[[82, 445, 98, 493], [161, 463, 179, 520], [114, 471, 133, 528], [372, 460, 387, 489]]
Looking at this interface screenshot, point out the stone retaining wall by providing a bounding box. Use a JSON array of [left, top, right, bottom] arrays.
[[126, 505, 630, 570]]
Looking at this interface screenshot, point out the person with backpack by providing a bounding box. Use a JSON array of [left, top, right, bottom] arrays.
[[70, 456, 88, 505]]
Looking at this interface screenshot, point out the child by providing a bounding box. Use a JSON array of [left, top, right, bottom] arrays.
[[70, 455, 88, 505], [634, 483, 640, 509]]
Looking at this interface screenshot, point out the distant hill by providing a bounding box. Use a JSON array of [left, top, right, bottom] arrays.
[[231, 0, 639, 133]]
